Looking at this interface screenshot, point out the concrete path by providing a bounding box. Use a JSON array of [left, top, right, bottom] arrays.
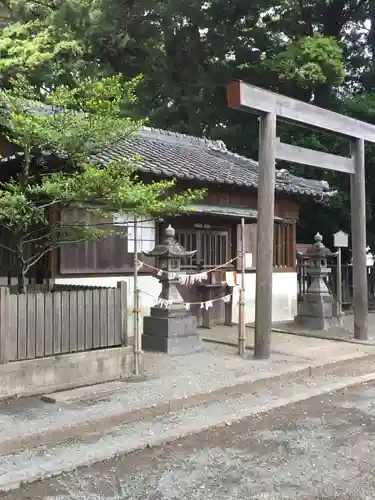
[[0, 332, 375, 492], [1, 332, 374, 456], [273, 312, 375, 345], [201, 321, 375, 350], [8, 378, 375, 500], [202, 312, 375, 347]]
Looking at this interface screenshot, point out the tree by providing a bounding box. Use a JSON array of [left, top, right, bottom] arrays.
[[0, 75, 203, 292], [3, 0, 375, 251]]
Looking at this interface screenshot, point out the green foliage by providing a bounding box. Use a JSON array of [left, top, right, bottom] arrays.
[[270, 35, 345, 89], [0, 0, 111, 87], [0, 75, 203, 290], [4, 0, 375, 252], [0, 74, 145, 197]]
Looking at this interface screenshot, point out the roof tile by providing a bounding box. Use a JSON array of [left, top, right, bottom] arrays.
[[93, 127, 335, 199]]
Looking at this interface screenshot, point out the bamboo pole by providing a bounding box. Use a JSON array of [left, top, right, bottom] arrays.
[[238, 217, 246, 356], [132, 216, 142, 375]]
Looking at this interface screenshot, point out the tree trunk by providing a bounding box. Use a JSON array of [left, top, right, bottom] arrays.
[[17, 268, 26, 294]]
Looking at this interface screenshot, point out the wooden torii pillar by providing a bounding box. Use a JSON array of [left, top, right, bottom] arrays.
[[227, 80, 375, 359]]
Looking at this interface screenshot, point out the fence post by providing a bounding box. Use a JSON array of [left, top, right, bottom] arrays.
[[118, 281, 128, 346], [0, 287, 10, 364]]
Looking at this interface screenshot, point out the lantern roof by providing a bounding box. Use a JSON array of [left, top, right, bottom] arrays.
[[143, 225, 197, 259], [300, 233, 337, 260]]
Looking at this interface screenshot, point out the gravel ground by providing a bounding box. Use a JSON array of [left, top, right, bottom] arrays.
[[0, 342, 306, 446], [4, 379, 375, 500]]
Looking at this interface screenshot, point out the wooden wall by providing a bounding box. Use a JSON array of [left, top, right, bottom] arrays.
[[205, 186, 300, 221], [52, 183, 301, 277]]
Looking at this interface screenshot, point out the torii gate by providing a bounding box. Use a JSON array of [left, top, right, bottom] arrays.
[[227, 80, 375, 359]]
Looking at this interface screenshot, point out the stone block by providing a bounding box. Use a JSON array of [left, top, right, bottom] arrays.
[[149, 306, 187, 318], [142, 312, 202, 354], [294, 314, 342, 330], [297, 300, 335, 319], [142, 333, 203, 355], [303, 292, 334, 303], [143, 314, 197, 338]]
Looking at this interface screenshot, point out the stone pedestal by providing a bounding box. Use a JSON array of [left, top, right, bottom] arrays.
[[142, 307, 202, 355], [295, 267, 341, 330], [295, 291, 341, 329], [295, 233, 341, 330], [142, 224, 202, 355]]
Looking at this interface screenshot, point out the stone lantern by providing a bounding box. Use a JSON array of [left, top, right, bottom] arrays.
[[142, 225, 202, 354], [295, 232, 340, 330]]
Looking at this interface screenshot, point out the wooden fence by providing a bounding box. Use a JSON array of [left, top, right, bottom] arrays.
[[0, 282, 127, 363]]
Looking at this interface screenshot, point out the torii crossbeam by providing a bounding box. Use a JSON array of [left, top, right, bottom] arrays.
[[227, 80, 375, 358]]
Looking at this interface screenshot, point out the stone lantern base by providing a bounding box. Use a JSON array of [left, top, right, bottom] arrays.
[[142, 307, 202, 355], [295, 290, 342, 330]]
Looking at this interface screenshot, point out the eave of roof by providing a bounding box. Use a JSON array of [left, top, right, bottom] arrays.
[[93, 127, 337, 200], [190, 204, 284, 221], [0, 126, 337, 201]]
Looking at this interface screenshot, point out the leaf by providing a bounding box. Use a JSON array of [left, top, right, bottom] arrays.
[[0, 74, 203, 284]]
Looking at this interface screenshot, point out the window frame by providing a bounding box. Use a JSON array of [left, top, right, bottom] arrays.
[[236, 220, 296, 272], [57, 208, 156, 276], [273, 220, 296, 272], [174, 228, 232, 271]]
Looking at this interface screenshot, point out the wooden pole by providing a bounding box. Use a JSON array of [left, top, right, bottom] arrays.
[[350, 138, 368, 340], [254, 112, 277, 359], [336, 247, 342, 316], [238, 217, 246, 356], [0, 287, 10, 364], [133, 216, 142, 375]]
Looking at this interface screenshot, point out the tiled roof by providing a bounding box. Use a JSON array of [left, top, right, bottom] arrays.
[[93, 127, 336, 199], [0, 126, 335, 199]]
